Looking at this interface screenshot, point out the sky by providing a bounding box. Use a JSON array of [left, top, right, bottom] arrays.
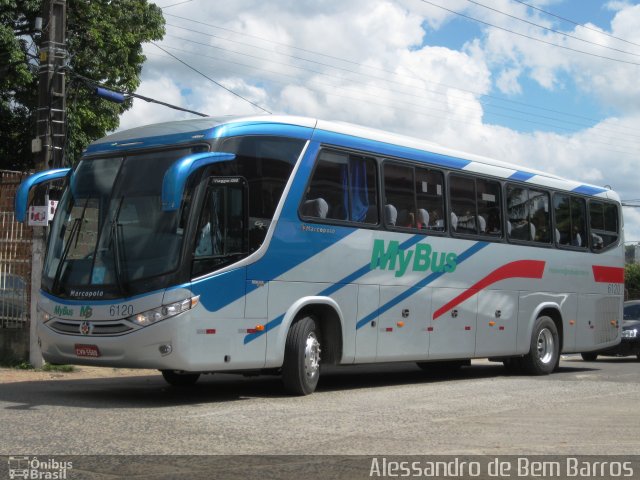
[[118, 0, 640, 243]]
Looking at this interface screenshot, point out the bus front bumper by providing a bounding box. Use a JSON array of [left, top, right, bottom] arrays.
[[37, 316, 193, 371]]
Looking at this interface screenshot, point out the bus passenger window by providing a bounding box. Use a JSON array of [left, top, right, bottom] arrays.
[[529, 189, 550, 243], [571, 197, 586, 247], [589, 201, 618, 251], [449, 175, 477, 235], [507, 185, 530, 241], [553, 194, 587, 249], [415, 167, 445, 231], [384, 163, 415, 228], [302, 150, 378, 224], [477, 178, 502, 236]]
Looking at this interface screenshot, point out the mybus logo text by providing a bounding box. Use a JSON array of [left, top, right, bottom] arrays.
[[370, 239, 458, 277]]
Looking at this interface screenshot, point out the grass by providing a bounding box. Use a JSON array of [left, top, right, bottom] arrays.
[[0, 359, 74, 372], [41, 363, 75, 372]]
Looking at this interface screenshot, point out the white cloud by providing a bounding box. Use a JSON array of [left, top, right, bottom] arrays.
[[115, 0, 640, 237]]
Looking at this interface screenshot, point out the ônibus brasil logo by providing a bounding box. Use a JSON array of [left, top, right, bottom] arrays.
[[370, 239, 458, 277], [8, 456, 73, 479]]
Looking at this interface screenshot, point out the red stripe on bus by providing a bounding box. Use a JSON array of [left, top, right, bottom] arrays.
[[432, 260, 546, 320], [592, 265, 624, 283]]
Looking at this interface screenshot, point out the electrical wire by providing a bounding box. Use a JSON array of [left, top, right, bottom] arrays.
[[160, 32, 640, 146], [151, 42, 271, 114], [68, 69, 209, 117], [464, 0, 640, 58], [159, 0, 195, 9], [512, 0, 640, 49], [419, 0, 640, 67], [163, 13, 640, 135], [151, 43, 640, 158]]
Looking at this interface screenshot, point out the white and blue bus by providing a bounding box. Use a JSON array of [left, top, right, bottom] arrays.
[[16, 115, 624, 394]]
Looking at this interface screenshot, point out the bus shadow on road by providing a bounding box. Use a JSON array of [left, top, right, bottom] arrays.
[[0, 361, 599, 410]]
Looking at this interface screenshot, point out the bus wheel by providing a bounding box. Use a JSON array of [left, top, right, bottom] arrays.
[[161, 370, 200, 386], [521, 316, 559, 375], [282, 316, 321, 395], [581, 352, 598, 361]]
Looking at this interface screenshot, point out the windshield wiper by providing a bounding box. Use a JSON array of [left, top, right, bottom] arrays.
[[110, 197, 130, 296], [51, 218, 81, 294], [110, 220, 129, 296]]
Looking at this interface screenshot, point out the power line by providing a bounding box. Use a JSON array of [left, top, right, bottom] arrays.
[[160, 31, 640, 146], [163, 13, 640, 136], [464, 0, 640, 59], [151, 42, 271, 114], [419, 0, 640, 67], [159, 0, 195, 9], [152, 43, 640, 158], [512, 0, 640, 49]]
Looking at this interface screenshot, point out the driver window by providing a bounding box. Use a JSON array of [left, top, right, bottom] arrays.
[[192, 177, 247, 277]]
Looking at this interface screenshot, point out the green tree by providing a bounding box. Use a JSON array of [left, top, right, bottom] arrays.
[[0, 0, 164, 171], [626, 263, 640, 300]]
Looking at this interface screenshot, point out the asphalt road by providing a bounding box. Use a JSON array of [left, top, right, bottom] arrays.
[[1, 357, 639, 456]]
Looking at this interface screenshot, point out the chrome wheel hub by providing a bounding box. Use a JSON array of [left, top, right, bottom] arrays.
[[304, 332, 321, 379], [537, 328, 554, 364]]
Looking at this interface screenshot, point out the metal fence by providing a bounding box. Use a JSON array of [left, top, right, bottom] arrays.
[[0, 171, 32, 329]]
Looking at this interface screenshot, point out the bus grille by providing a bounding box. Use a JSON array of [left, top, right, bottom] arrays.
[[48, 320, 135, 336]]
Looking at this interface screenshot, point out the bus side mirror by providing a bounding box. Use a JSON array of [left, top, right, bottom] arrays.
[[14, 168, 71, 223], [162, 152, 236, 211]]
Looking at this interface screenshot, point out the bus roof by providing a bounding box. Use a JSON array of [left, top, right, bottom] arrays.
[[86, 114, 619, 201]]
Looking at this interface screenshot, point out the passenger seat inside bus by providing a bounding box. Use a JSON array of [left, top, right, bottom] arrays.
[[417, 209, 429, 229], [302, 198, 329, 218], [385, 204, 397, 226], [450, 212, 458, 231]]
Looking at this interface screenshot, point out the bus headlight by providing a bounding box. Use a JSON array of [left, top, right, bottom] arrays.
[[37, 305, 51, 323], [128, 296, 200, 327]]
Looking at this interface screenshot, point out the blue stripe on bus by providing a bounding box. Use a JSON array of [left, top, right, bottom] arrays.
[[312, 129, 471, 171], [572, 185, 608, 196], [509, 171, 535, 182], [355, 241, 489, 330], [208, 122, 314, 141], [318, 234, 425, 297], [243, 234, 425, 344], [244, 314, 285, 344]]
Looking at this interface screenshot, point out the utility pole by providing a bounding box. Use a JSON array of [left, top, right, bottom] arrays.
[[30, 0, 67, 367]]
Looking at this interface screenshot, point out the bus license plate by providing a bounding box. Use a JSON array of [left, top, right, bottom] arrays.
[[75, 344, 101, 357]]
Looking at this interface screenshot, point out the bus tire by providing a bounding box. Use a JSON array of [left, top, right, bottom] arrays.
[[282, 316, 321, 395], [581, 352, 598, 361], [521, 316, 559, 375], [161, 370, 200, 386]]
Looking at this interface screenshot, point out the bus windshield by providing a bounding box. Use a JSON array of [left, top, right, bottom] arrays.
[[43, 147, 199, 298]]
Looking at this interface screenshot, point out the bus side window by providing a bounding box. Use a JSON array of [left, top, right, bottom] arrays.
[[554, 193, 587, 249], [384, 163, 415, 229], [529, 189, 550, 243], [589, 200, 619, 251], [507, 185, 531, 241], [449, 175, 477, 235], [415, 167, 445, 231], [477, 178, 502, 237], [302, 150, 378, 224]]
